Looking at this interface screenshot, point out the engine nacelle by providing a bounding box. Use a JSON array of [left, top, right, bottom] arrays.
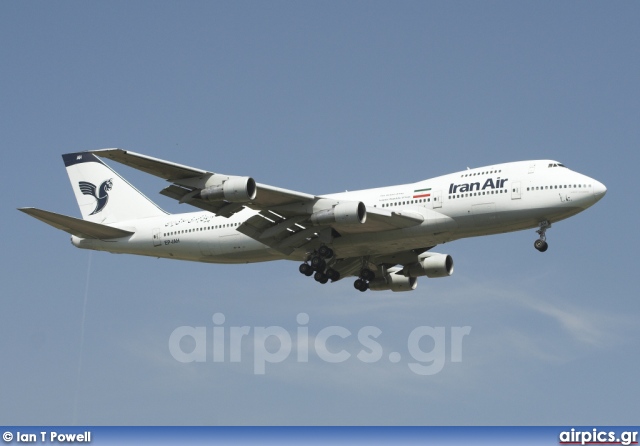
[[310, 202, 367, 226], [402, 254, 454, 278], [199, 177, 257, 203], [369, 273, 417, 292]]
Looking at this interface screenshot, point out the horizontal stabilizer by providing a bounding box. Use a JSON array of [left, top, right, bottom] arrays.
[[18, 207, 134, 239]]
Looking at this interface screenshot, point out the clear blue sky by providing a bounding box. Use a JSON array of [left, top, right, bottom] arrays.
[[2, 1, 638, 425]]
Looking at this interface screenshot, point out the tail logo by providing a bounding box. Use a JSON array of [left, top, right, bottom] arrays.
[[79, 179, 113, 215]]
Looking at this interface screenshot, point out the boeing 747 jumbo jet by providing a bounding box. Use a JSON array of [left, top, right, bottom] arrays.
[[19, 150, 606, 292]]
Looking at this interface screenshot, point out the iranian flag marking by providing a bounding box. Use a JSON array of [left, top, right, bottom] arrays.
[[413, 187, 431, 199]]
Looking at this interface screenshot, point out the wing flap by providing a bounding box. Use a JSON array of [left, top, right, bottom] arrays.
[[19, 207, 134, 239], [237, 213, 296, 255]]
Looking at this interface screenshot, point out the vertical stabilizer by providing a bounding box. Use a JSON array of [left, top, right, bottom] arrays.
[[63, 151, 167, 223]]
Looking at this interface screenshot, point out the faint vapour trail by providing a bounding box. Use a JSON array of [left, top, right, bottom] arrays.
[[73, 252, 92, 425]]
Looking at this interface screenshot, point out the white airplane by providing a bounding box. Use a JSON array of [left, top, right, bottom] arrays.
[[19, 149, 606, 292]]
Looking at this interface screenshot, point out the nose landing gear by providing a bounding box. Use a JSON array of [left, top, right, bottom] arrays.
[[534, 220, 551, 252], [534, 239, 548, 252]]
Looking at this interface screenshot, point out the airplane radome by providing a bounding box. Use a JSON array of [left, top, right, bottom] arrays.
[[19, 150, 606, 293]]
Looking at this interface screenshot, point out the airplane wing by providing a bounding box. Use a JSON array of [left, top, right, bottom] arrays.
[[92, 148, 314, 218], [90, 149, 428, 254]]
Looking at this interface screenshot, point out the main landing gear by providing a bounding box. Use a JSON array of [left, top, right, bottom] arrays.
[[298, 246, 340, 285], [353, 268, 375, 292], [534, 220, 551, 252]]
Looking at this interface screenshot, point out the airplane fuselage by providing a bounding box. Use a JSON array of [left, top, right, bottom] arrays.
[[71, 160, 606, 264]]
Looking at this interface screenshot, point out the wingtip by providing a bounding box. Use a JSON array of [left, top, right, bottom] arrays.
[[17, 207, 43, 218]]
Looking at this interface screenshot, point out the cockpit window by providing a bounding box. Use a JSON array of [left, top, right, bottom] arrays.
[[548, 163, 568, 168]]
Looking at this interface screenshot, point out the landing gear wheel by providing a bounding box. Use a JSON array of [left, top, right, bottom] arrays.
[[304, 267, 313, 276], [534, 239, 548, 252], [360, 269, 375, 281], [314, 271, 329, 284], [318, 246, 334, 258], [310, 256, 326, 271], [299, 263, 313, 276], [354, 278, 369, 292], [326, 268, 340, 282]]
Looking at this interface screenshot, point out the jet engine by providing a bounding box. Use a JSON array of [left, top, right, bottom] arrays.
[[199, 177, 257, 203], [369, 272, 418, 292], [310, 202, 367, 226], [402, 253, 454, 278]]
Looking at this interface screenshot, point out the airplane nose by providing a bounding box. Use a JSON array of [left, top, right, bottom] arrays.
[[593, 180, 607, 198]]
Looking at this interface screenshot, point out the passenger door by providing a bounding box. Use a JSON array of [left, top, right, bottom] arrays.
[[152, 228, 162, 247], [432, 190, 442, 208], [511, 181, 521, 200]]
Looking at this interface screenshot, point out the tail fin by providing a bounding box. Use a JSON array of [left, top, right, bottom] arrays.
[[63, 151, 167, 223]]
